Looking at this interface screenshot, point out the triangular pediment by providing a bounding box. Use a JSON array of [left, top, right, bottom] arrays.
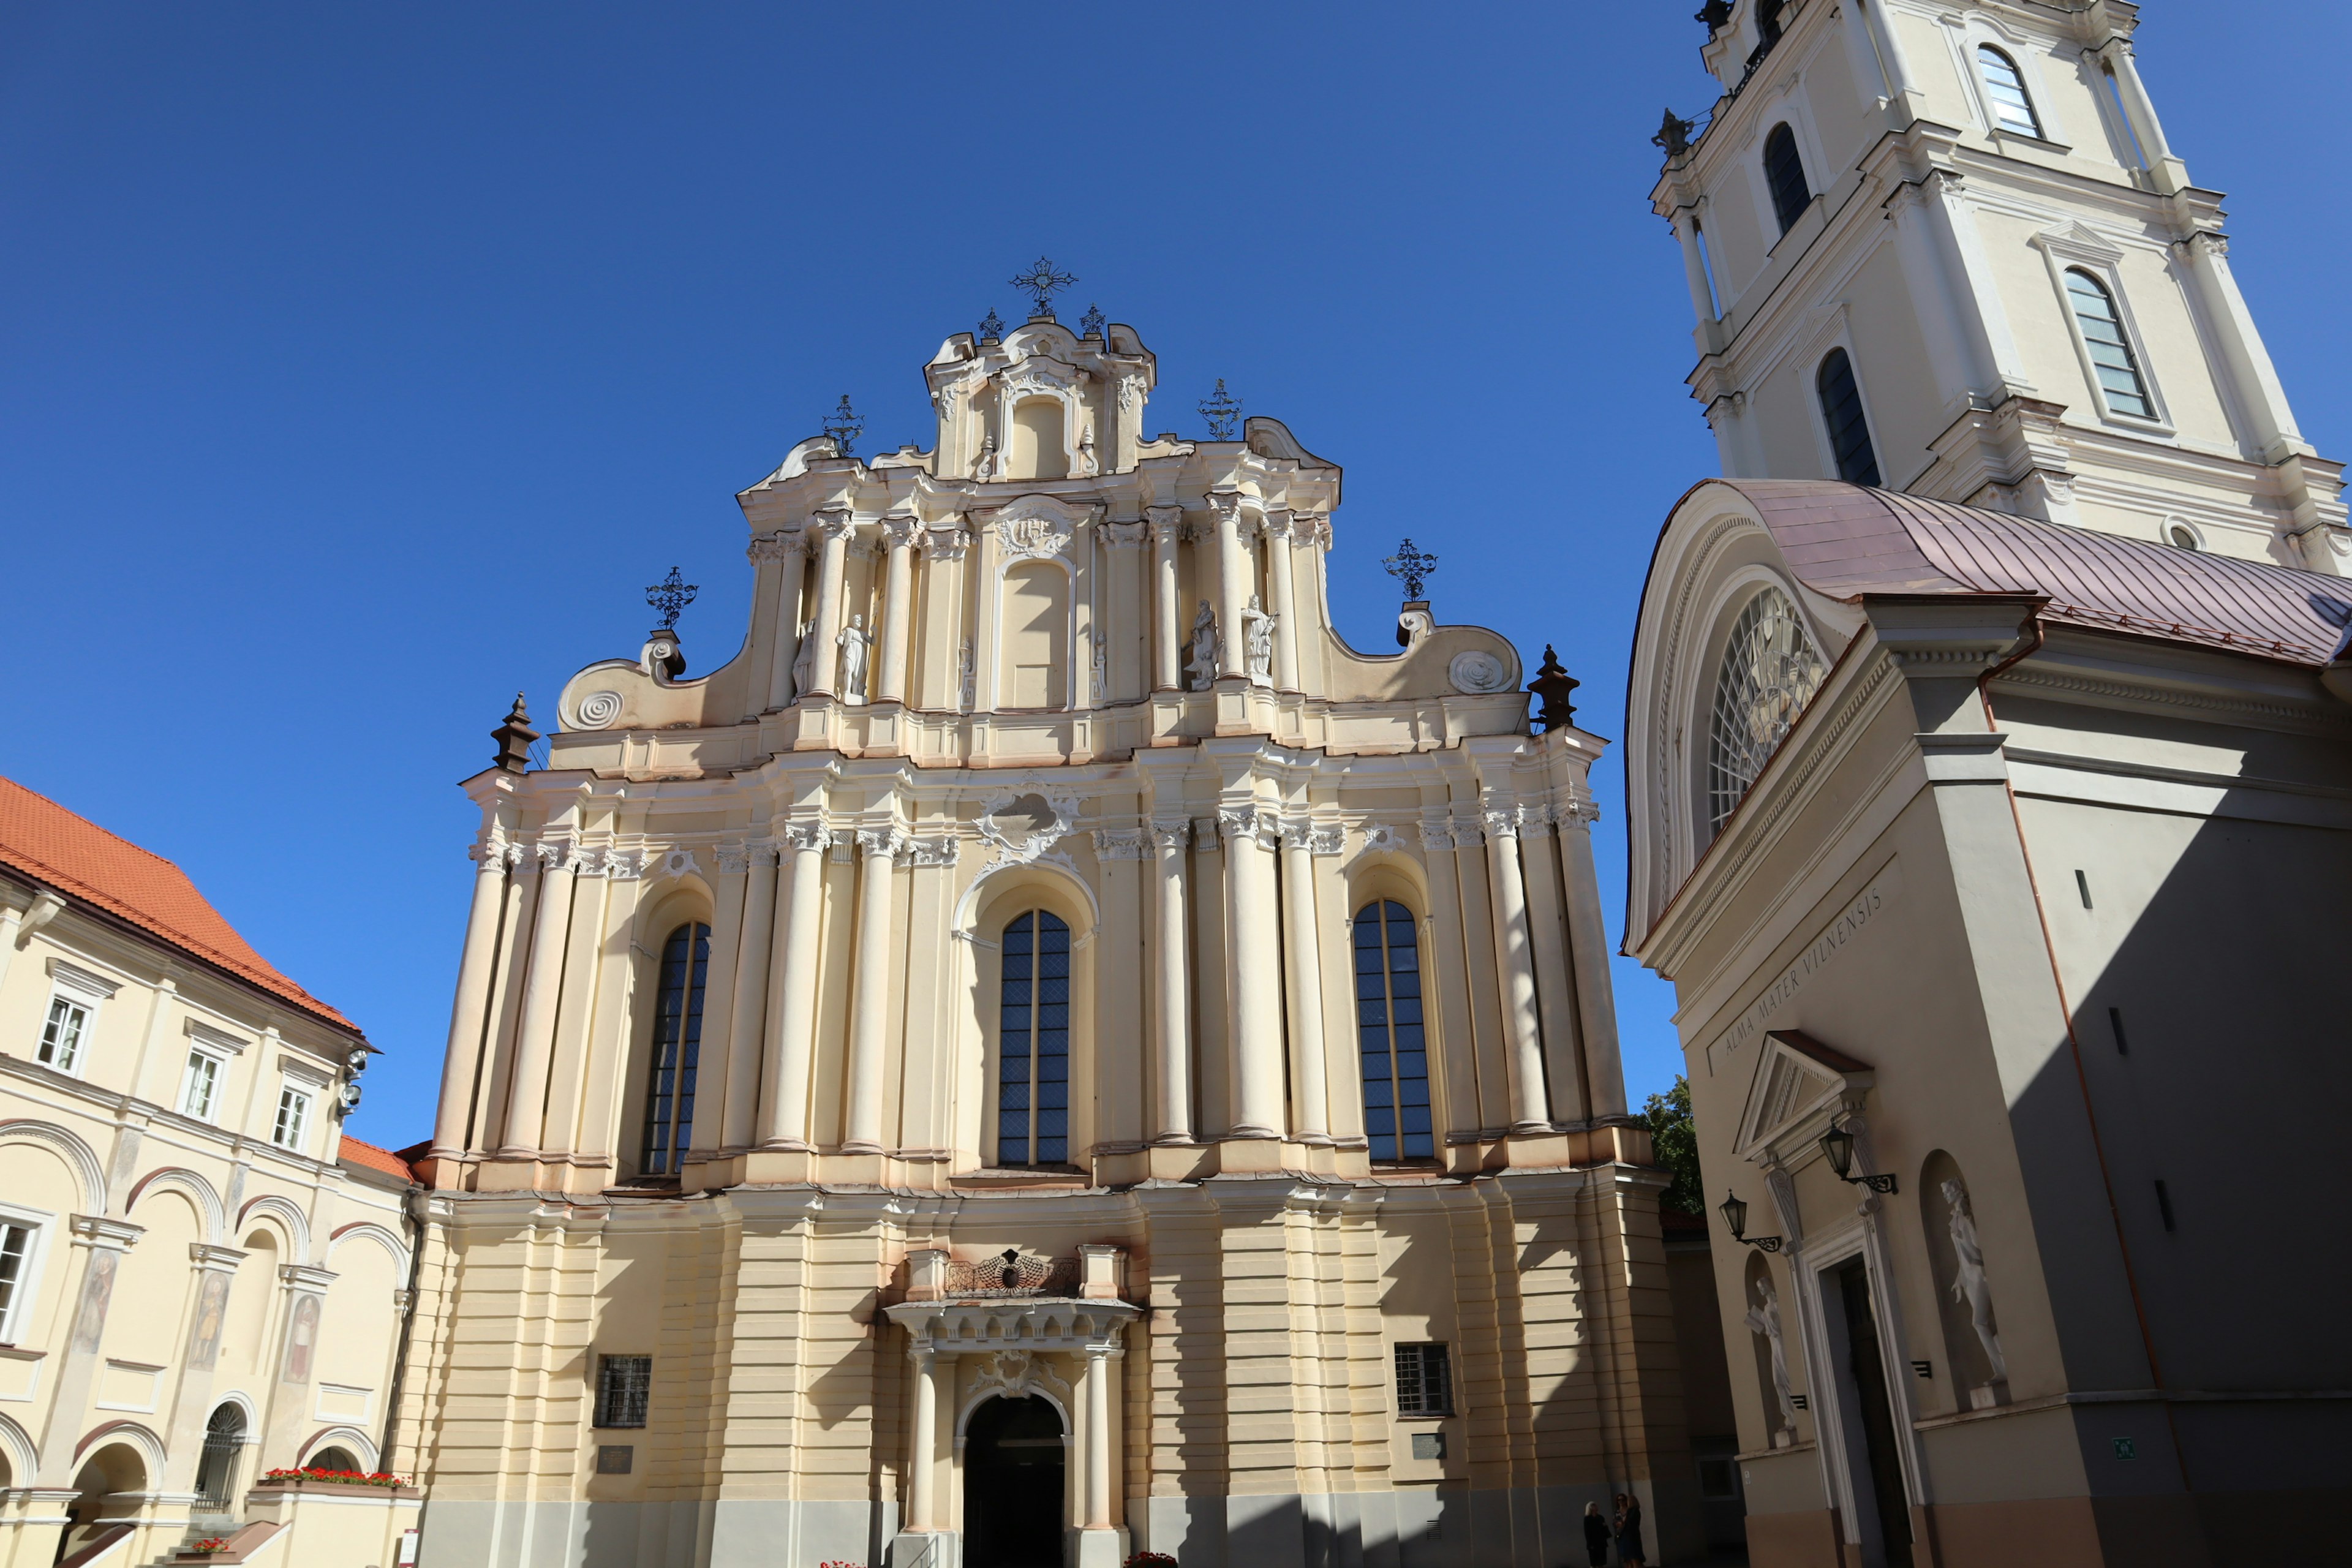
[[1735, 1030, 1873, 1156]]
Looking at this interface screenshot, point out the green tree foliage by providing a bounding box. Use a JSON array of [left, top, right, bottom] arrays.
[[1643, 1075, 1702, 1215]]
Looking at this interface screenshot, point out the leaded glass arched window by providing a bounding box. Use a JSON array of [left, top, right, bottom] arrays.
[[638, 921, 710, 1175], [1354, 901, 1432, 1161], [998, 911, 1071, 1167], [1707, 589, 1827, 835]]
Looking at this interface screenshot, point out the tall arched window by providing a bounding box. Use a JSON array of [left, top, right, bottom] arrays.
[[1354, 901, 1432, 1161], [1763, 124, 1811, 235], [998, 911, 1071, 1167], [638, 921, 710, 1176], [2064, 270, 2154, 418], [1976, 46, 2043, 137], [1815, 349, 1882, 487], [1708, 589, 1828, 835]]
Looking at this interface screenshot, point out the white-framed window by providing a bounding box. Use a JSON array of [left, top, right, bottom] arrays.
[[38, 995, 91, 1073], [2063, 268, 2155, 420], [181, 1049, 225, 1121], [272, 1085, 312, 1152], [1976, 45, 2043, 137], [0, 1206, 53, 1344]]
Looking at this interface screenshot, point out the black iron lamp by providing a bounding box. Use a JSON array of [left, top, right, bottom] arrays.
[[1718, 1190, 1782, 1253], [1819, 1121, 1899, 1194]]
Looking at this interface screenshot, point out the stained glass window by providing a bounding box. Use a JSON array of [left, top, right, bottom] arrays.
[[998, 911, 1071, 1166], [1708, 589, 1827, 835]]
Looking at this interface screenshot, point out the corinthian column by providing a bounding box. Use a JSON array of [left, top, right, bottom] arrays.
[[760, 823, 830, 1149], [431, 843, 513, 1158], [499, 844, 578, 1155], [806, 513, 852, 699], [842, 828, 900, 1153], [1278, 821, 1329, 1140], [1221, 807, 1284, 1138], [764, 530, 810, 709], [876, 518, 918, 704], [1264, 510, 1300, 692], [1207, 492, 1250, 680], [1483, 811, 1551, 1133], [1150, 820, 1193, 1144], [1149, 504, 1183, 692]]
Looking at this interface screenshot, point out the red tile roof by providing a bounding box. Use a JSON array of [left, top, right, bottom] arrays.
[[337, 1135, 418, 1181], [0, 775, 360, 1035], [1709, 480, 2352, 666]]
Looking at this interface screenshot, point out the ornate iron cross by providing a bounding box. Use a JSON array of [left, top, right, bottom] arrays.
[[1009, 256, 1076, 317], [1383, 539, 1438, 600], [646, 567, 698, 630], [976, 307, 1006, 342], [1199, 379, 1242, 440], [1079, 301, 1106, 337], [822, 394, 864, 456]]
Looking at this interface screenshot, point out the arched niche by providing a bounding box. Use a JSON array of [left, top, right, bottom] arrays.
[[1740, 1249, 1798, 1449], [998, 560, 1071, 710], [1920, 1150, 2008, 1403], [957, 863, 1099, 1170], [1008, 398, 1069, 480]]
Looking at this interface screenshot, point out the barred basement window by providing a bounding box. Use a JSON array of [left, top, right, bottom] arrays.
[[1354, 902, 1433, 1161], [1763, 124, 1811, 235], [1394, 1342, 1455, 1415], [639, 922, 711, 1176], [1977, 45, 2043, 137], [1815, 348, 1882, 487], [997, 911, 1071, 1167], [594, 1354, 652, 1429], [2065, 270, 2155, 418], [1707, 589, 1828, 835]]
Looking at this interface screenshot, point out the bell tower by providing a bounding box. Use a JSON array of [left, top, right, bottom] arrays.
[[1653, 0, 2345, 571]]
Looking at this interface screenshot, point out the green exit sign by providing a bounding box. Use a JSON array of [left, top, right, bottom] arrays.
[[2113, 1438, 2136, 1461]]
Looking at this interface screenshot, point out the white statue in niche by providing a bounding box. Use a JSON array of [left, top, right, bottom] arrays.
[[1744, 1278, 1798, 1439], [1943, 1178, 2008, 1384], [791, 619, 817, 701], [1242, 594, 1275, 683], [837, 614, 872, 704], [1186, 601, 1221, 692]]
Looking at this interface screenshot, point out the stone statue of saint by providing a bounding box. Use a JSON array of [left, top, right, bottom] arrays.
[[1744, 1278, 1798, 1437], [837, 614, 872, 704], [1943, 1178, 2008, 1384], [1186, 601, 1221, 692], [791, 619, 817, 700], [1242, 594, 1275, 682]]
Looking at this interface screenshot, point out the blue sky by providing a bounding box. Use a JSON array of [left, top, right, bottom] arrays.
[[4, 2, 2345, 1149]]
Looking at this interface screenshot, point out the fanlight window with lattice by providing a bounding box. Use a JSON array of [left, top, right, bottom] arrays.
[[1707, 589, 1827, 835]]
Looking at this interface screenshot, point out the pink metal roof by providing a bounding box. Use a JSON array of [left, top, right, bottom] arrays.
[[1713, 480, 2352, 667]]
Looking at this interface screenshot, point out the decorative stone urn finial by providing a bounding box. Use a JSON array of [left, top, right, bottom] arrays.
[[491, 693, 538, 774], [1528, 644, 1581, 732]]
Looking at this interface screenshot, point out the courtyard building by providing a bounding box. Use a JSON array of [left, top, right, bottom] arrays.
[[393, 305, 1699, 1567], [0, 777, 418, 1567], [1632, 2, 2350, 1564]]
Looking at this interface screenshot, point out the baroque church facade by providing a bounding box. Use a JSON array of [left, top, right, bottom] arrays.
[[1631, 2, 2348, 1566], [394, 309, 1697, 1567]]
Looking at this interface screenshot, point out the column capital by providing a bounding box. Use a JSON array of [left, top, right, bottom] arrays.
[[1091, 829, 1150, 861], [1101, 519, 1148, 551], [882, 514, 921, 548], [810, 510, 855, 544], [1149, 820, 1192, 851], [921, 519, 970, 560], [1205, 491, 1242, 526], [70, 1215, 142, 1252], [189, 1242, 249, 1273], [1261, 507, 1295, 540], [747, 529, 806, 564], [1218, 807, 1278, 853], [780, 822, 834, 854], [1148, 503, 1184, 545], [856, 827, 907, 861]]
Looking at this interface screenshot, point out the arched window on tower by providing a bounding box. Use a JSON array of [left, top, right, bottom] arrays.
[[2064, 270, 2154, 418], [997, 911, 1071, 1167], [1763, 124, 1811, 236], [638, 921, 710, 1176], [1976, 46, 2043, 137], [1354, 901, 1432, 1162], [1707, 588, 1828, 836], [1815, 349, 1882, 487]]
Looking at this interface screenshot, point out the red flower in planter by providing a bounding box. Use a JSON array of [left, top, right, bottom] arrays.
[[1125, 1555, 1180, 1567]]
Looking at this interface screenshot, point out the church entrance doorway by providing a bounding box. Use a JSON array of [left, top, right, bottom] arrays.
[[963, 1395, 1065, 1568], [1826, 1258, 1913, 1568]]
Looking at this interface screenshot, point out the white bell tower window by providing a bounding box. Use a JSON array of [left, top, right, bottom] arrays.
[[1763, 124, 1811, 236], [1976, 46, 2043, 138], [1706, 588, 1827, 836], [2064, 269, 2154, 419]]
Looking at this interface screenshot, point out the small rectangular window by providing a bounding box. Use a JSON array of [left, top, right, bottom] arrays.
[[1393, 1342, 1454, 1416], [0, 1223, 33, 1341], [595, 1355, 652, 1428], [39, 997, 89, 1072], [272, 1086, 311, 1151], [181, 1051, 222, 1121]]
